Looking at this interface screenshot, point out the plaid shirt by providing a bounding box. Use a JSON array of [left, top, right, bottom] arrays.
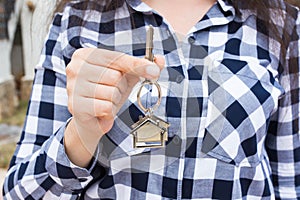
[[3, 0, 300, 199]]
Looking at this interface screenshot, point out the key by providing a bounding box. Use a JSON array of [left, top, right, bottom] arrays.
[[130, 25, 170, 148], [145, 25, 154, 62]]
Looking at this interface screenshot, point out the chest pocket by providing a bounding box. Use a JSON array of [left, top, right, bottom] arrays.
[[201, 56, 283, 167]]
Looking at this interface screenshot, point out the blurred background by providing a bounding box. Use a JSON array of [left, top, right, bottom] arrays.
[[0, 0, 299, 198], [0, 0, 57, 197]]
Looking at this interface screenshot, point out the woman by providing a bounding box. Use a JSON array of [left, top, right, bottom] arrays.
[[3, 0, 300, 199]]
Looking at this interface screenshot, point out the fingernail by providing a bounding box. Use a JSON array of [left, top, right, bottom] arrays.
[[146, 65, 160, 77]]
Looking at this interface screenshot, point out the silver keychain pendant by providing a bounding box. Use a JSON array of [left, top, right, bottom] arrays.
[[130, 26, 170, 148]]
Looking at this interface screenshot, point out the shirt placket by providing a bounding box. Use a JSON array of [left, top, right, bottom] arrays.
[[160, 28, 190, 200]]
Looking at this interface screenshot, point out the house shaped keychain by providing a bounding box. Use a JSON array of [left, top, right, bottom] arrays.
[[131, 110, 169, 148], [131, 80, 170, 148], [130, 26, 170, 148]]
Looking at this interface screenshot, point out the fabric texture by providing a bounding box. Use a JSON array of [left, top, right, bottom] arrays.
[[3, 0, 300, 199]]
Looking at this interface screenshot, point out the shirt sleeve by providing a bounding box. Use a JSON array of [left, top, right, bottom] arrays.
[[265, 8, 300, 199], [2, 9, 100, 200]]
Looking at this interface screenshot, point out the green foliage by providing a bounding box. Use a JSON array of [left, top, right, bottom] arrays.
[[0, 100, 27, 126], [0, 142, 15, 168], [0, 100, 27, 168]]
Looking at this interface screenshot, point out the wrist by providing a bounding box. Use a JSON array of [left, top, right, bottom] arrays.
[[64, 119, 101, 168]]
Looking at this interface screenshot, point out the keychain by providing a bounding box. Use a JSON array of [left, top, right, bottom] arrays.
[[130, 26, 170, 148]]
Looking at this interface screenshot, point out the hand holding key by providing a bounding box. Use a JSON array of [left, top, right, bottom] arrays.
[[64, 36, 165, 167]]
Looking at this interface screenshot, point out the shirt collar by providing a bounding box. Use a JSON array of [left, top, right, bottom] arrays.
[[125, 0, 235, 15], [191, 0, 235, 32], [125, 0, 152, 14], [125, 0, 236, 33], [217, 0, 235, 15]]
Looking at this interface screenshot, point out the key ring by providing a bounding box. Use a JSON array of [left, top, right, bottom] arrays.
[[137, 79, 162, 114]]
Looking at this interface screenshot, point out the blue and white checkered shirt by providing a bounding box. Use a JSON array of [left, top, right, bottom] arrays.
[[3, 0, 300, 199]]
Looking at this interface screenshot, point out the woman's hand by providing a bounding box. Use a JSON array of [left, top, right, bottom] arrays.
[[64, 48, 164, 167]]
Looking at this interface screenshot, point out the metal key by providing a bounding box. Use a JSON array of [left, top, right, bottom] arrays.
[[130, 25, 170, 148], [145, 25, 154, 62]]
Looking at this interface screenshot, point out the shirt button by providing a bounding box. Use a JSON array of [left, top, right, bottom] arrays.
[[176, 75, 184, 83], [173, 135, 180, 145], [188, 37, 195, 44]]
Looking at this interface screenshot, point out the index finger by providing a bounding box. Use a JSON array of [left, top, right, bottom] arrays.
[[73, 48, 162, 79]]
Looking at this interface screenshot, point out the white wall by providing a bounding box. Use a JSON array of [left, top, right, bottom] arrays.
[[0, 0, 23, 82], [21, 0, 57, 81], [0, 40, 13, 83], [0, 0, 58, 83]]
